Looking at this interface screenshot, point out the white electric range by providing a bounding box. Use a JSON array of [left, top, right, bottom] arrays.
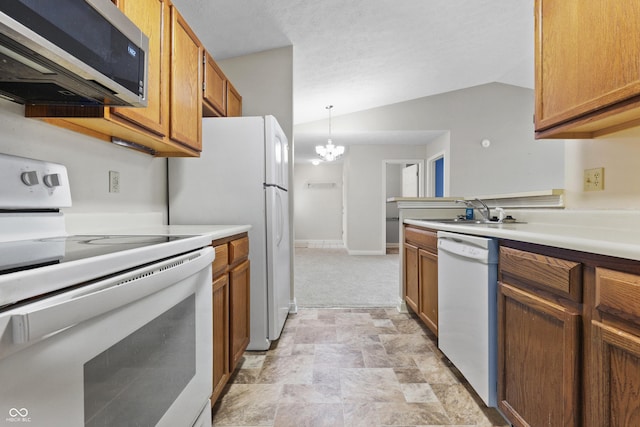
[[0, 153, 214, 427]]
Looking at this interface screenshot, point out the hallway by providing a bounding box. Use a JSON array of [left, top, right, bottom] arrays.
[[294, 247, 399, 308]]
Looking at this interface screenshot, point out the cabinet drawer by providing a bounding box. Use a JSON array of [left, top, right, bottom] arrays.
[[229, 236, 249, 265], [212, 244, 229, 278], [499, 247, 582, 302], [596, 268, 640, 326], [404, 226, 437, 251]]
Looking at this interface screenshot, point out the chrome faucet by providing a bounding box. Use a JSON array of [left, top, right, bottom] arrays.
[[456, 198, 491, 222]]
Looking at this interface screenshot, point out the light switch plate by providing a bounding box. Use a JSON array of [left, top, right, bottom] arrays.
[[584, 167, 604, 191]]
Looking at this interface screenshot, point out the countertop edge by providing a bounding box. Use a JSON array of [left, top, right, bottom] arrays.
[[404, 219, 640, 262], [68, 223, 252, 242]]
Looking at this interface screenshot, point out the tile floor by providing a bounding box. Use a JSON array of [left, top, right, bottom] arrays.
[[212, 308, 509, 426]]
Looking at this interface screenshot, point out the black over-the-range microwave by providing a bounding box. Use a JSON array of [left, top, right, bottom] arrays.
[[0, 0, 148, 107]]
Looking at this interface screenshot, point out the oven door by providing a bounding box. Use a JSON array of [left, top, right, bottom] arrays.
[[0, 246, 214, 427]]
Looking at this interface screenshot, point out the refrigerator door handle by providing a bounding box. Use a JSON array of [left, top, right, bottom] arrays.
[[276, 190, 284, 246]]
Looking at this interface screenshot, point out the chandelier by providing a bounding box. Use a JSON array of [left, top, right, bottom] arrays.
[[315, 105, 345, 162]]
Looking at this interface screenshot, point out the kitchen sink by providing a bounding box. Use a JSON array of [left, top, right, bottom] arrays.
[[430, 218, 526, 225]]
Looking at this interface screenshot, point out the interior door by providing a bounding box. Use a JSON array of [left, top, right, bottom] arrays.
[[402, 164, 419, 197]]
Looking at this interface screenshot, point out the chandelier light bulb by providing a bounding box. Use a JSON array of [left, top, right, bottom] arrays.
[[316, 105, 345, 162]]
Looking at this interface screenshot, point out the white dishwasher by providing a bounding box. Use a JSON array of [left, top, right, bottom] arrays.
[[437, 231, 499, 407]]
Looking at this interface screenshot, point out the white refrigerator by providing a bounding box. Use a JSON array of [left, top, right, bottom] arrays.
[[168, 115, 291, 351]]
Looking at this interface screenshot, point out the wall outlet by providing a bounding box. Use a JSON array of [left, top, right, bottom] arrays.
[[109, 170, 120, 193], [584, 167, 604, 191]]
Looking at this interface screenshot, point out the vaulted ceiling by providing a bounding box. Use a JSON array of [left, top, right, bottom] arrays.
[[173, 0, 533, 125], [172, 1, 534, 163]]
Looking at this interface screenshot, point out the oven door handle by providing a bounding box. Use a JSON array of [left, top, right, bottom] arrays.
[[10, 246, 214, 345]]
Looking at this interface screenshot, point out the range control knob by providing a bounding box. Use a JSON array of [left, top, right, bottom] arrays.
[[43, 173, 62, 188], [20, 170, 39, 186]]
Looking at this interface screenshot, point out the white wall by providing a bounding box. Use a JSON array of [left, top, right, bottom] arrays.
[[218, 46, 294, 145], [294, 163, 343, 243], [0, 99, 167, 222], [345, 144, 428, 253], [296, 83, 565, 196], [564, 129, 640, 209]]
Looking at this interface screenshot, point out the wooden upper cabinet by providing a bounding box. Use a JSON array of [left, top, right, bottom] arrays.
[[111, 0, 167, 136], [226, 80, 243, 117], [535, 0, 640, 138], [203, 51, 227, 117], [25, 0, 202, 157], [170, 6, 202, 151]]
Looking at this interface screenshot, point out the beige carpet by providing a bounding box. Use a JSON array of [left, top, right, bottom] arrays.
[[294, 247, 399, 308]]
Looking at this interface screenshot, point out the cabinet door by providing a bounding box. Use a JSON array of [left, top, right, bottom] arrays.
[[112, 0, 167, 136], [229, 259, 250, 370], [211, 274, 229, 402], [418, 248, 438, 336], [591, 267, 640, 426], [498, 282, 580, 427], [170, 6, 202, 150], [203, 51, 226, 117], [592, 321, 640, 427], [226, 80, 242, 117], [535, 0, 640, 137], [403, 243, 419, 314]]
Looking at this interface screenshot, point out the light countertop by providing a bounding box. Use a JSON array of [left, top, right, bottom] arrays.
[[63, 212, 251, 242], [112, 224, 252, 241], [405, 216, 640, 262]]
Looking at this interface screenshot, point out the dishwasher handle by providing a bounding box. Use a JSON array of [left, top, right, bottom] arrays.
[[438, 237, 491, 263]]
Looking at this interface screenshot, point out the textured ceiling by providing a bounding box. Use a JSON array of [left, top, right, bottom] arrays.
[[172, 0, 534, 161]]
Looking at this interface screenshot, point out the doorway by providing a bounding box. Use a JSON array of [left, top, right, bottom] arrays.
[[427, 152, 447, 197], [382, 159, 424, 253]]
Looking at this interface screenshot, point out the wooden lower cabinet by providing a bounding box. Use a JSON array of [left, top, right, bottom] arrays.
[[403, 242, 419, 314], [229, 259, 250, 369], [418, 248, 438, 334], [498, 245, 582, 426], [498, 282, 581, 426], [210, 233, 250, 403], [497, 242, 640, 427], [591, 267, 640, 426], [403, 225, 438, 336], [211, 273, 229, 402], [591, 321, 640, 427]]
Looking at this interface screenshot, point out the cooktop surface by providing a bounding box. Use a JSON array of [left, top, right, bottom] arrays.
[[0, 233, 212, 310], [0, 235, 191, 274]]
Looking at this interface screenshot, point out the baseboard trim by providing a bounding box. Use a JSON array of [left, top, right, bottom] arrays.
[[295, 239, 344, 248], [347, 249, 385, 256], [289, 298, 298, 314]]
